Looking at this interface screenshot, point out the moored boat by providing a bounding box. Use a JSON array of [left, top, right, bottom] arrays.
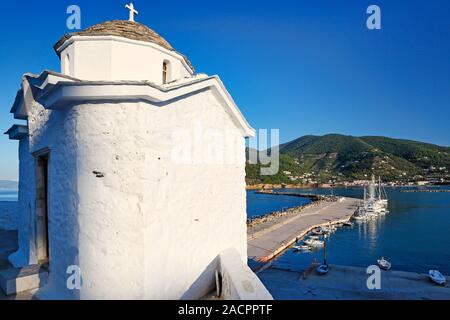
[[292, 245, 311, 252], [343, 221, 353, 227], [312, 227, 325, 235], [429, 270, 447, 286], [304, 239, 325, 247], [377, 257, 392, 270], [316, 264, 329, 275]]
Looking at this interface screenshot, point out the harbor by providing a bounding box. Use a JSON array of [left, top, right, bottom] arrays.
[[248, 196, 359, 271], [247, 182, 450, 299]]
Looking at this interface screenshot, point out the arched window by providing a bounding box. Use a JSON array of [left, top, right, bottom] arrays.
[[162, 61, 170, 84], [64, 54, 71, 76]]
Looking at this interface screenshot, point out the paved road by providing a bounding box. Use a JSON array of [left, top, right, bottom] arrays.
[[259, 264, 450, 300], [248, 198, 359, 270]]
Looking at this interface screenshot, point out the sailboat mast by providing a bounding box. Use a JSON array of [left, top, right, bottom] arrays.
[[378, 176, 381, 200]]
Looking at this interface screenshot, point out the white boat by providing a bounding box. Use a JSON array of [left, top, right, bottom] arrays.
[[377, 257, 392, 270], [429, 270, 447, 285], [304, 239, 324, 247], [353, 213, 369, 221], [292, 245, 311, 252], [354, 176, 389, 222], [322, 225, 336, 233], [316, 264, 329, 275], [312, 227, 326, 235]]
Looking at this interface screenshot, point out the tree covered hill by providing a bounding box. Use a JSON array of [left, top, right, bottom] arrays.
[[246, 134, 450, 184]]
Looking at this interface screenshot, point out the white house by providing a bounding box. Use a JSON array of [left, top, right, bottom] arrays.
[[3, 11, 271, 300]]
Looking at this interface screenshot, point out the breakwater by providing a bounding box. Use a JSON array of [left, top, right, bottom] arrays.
[[247, 196, 327, 228], [247, 196, 360, 272], [255, 190, 327, 201], [401, 189, 450, 193]]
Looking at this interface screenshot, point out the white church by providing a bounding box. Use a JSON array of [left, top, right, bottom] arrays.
[[3, 4, 272, 300]]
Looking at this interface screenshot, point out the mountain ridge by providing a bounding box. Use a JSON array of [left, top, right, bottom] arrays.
[[246, 134, 450, 184]]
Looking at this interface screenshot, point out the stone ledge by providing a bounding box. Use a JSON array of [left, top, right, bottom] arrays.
[[219, 248, 273, 300], [0, 264, 48, 296]]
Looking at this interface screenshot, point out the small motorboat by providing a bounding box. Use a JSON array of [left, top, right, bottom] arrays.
[[343, 221, 353, 227], [429, 270, 447, 286], [323, 225, 337, 233], [353, 212, 371, 221], [316, 264, 329, 275], [304, 239, 324, 247], [292, 245, 311, 252], [309, 235, 321, 240], [377, 257, 392, 270], [312, 227, 325, 235]]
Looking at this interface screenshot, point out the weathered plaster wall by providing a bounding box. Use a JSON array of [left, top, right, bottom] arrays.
[[13, 88, 248, 300], [220, 248, 273, 300], [0, 201, 18, 230], [61, 38, 191, 83]]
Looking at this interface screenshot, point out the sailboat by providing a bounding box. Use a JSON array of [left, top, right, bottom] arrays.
[[353, 175, 389, 221]]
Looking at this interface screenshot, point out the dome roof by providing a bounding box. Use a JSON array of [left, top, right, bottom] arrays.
[[54, 20, 193, 71]]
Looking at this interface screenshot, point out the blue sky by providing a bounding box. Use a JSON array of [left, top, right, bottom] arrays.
[[0, 0, 449, 180]]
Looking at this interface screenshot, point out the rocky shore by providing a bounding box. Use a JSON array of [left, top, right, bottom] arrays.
[[247, 197, 330, 229], [246, 184, 319, 190]]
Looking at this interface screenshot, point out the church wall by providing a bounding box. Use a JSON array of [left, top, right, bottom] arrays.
[[61, 39, 191, 84], [138, 90, 248, 300], [10, 83, 247, 300], [9, 103, 83, 299], [110, 40, 191, 83], [68, 40, 113, 80], [30, 88, 247, 299]]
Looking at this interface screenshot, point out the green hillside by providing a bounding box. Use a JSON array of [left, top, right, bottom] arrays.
[[246, 134, 450, 184]]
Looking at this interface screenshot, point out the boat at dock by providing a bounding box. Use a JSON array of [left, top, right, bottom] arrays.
[[316, 264, 329, 275], [429, 270, 447, 286], [316, 240, 329, 275], [352, 175, 389, 222], [377, 257, 392, 270], [343, 221, 353, 227], [304, 238, 325, 247], [312, 227, 326, 235], [293, 245, 311, 252]]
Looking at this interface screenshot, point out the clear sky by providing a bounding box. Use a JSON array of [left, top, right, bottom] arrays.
[[0, 0, 449, 180]]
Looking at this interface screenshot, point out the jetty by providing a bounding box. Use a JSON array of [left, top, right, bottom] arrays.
[[255, 190, 326, 201], [248, 197, 359, 272]]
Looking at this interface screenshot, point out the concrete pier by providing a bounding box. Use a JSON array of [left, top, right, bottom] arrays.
[[248, 197, 359, 271], [258, 264, 450, 300]]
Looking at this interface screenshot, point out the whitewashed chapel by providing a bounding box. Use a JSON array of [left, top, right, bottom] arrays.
[[4, 5, 272, 299]]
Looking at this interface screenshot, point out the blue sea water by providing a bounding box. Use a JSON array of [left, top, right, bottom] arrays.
[[247, 186, 450, 275], [246, 190, 311, 219], [0, 190, 18, 202]]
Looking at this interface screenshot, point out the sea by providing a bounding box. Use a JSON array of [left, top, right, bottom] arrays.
[[247, 186, 450, 275], [0, 189, 18, 202]]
